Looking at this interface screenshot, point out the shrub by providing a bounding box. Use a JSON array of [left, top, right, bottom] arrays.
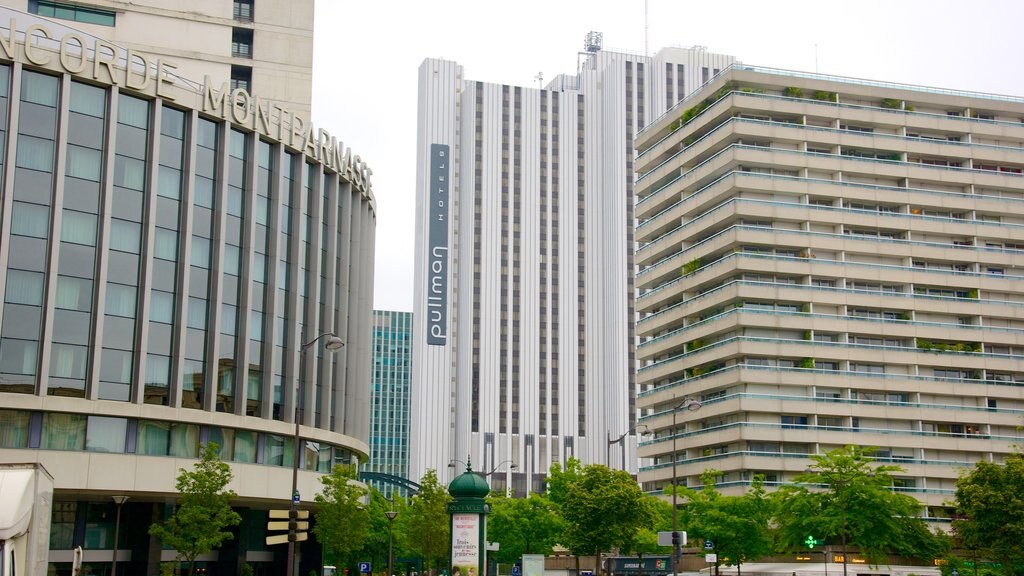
[[783, 86, 803, 98], [682, 258, 703, 275], [799, 357, 815, 369], [812, 90, 836, 102], [881, 98, 901, 109]]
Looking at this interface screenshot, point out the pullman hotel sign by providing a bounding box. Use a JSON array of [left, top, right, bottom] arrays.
[[427, 144, 450, 345]]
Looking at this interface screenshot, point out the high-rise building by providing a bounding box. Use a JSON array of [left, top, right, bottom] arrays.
[[364, 310, 413, 496], [0, 4, 376, 574], [634, 64, 1024, 523], [412, 39, 735, 492]]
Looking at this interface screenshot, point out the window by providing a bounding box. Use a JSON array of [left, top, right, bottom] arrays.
[[233, 0, 254, 21], [781, 415, 808, 429], [30, 0, 115, 26], [230, 65, 252, 92], [231, 28, 253, 58]]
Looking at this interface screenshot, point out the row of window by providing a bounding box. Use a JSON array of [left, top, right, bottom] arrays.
[[0, 409, 354, 470]]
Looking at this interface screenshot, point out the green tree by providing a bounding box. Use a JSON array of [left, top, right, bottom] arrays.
[[398, 469, 451, 574], [953, 452, 1024, 576], [680, 471, 772, 576], [773, 446, 941, 576], [559, 464, 658, 576], [149, 442, 242, 576], [487, 492, 564, 564], [314, 464, 370, 568]]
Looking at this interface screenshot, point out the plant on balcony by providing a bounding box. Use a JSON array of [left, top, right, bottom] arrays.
[[687, 338, 707, 353], [812, 90, 837, 102], [783, 86, 803, 98], [802, 330, 812, 341], [682, 258, 703, 275], [899, 311, 911, 321], [799, 357, 816, 369], [967, 289, 979, 299], [881, 98, 902, 109], [739, 86, 766, 94], [916, 338, 934, 351], [904, 103, 915, 111], [801, 303, 811, 313]]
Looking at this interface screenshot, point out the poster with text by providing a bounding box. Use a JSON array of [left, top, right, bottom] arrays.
[[451, 513, 480, 576]]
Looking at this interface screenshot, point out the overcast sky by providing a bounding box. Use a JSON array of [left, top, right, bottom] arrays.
[[311, 0, 1024, 312]]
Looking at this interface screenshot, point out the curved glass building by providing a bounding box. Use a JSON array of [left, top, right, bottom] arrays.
[[0, 8, 375, 575]]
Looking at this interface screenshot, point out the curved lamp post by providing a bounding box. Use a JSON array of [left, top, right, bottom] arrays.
[[287, 333, 345, 576], [448, 458, 518, 477], [606, 424, 652, 471], [670, 397, 701, 576]]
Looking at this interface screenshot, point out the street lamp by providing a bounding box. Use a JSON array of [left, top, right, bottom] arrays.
[[288, 333, 345, 576], [606, 424, 651, 471], [110, 495, 128, 576], [448, 457, 518, 477], [386, 501, 398, 576], [669, 397, 701, 576]]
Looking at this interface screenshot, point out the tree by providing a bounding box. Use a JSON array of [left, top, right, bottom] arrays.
[[680, 470, 773, 576], [398, 469, 451, 574], [314, 464, 370, 568], [773, 446, 942, 576], [149, 442, 242, 576], [487, 492, 564, 564], [953, 452, 1024, 576], [558, 464, 658, 576]]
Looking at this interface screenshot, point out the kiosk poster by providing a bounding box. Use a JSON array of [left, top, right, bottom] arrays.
[[451, 513, 480, 576]]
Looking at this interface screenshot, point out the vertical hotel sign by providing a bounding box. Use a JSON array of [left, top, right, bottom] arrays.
[[427, 144, 450, 345]]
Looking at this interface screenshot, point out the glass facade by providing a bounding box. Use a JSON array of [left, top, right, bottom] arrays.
[[0, 34, 374, 475], [362, 310, 412, 496]]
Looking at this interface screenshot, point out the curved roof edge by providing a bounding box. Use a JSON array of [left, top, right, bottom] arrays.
[[0, 6, 376, 215]]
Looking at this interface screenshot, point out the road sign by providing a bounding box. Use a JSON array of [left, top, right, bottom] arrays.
[[269, 509, 309, 519], [658, 530, 687, 547], [266, 509, 311, 545], [359, 562, 372, 574], [704, 540, 714, 550], [705, 554, 717, 563], [293, 490, 301, 504]]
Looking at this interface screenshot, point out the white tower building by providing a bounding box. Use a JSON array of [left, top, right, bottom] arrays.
[[412, 40, 735, 492]]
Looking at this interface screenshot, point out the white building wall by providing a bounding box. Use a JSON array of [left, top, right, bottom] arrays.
[[413, 45, 736, 488], [411, 59, 461, 480]]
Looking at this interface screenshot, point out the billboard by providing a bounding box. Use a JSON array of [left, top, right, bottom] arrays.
[[451, 513, 480, 576]]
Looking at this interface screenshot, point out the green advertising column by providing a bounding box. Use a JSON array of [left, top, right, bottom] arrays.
[[448, 461, 492, 576]]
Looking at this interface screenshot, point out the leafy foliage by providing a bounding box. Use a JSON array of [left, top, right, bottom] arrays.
[[487, 492, 564, 563], [773, 446, 943, 574], [681, 470, 773, 574], [397, 469, 452, 573], [314, 464, 370, 567], [953, 452, 1024, 576], [148, 442, 242, 576], [558, 464, 658, 562]]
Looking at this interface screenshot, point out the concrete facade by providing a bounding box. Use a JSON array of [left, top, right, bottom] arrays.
[[634, 65, 1024, 523]]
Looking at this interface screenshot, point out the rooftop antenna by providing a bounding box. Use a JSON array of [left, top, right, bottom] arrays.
[[644, 0, 649, 57], [535, 72, 543, 90], [578, 31, 604, 75]]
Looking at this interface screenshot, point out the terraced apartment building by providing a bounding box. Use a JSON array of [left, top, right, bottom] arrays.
[[634, 65, 1024, 522]]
